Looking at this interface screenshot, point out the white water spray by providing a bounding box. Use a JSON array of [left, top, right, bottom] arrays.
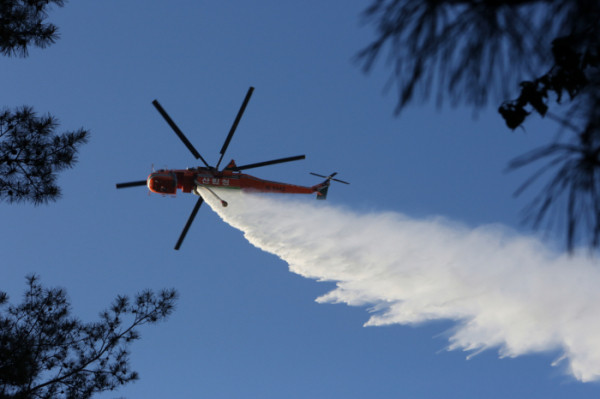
[[201, 190, 600, 382]]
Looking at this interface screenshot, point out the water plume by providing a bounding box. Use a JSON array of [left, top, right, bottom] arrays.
[[201, 189, 600, 382]]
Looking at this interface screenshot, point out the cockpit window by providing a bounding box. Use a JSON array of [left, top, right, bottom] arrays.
[[148, 172, 177, 195]]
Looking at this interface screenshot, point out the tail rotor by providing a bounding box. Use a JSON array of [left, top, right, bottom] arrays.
[[310, 172, 349, 185], [310, 172, 349, 200]]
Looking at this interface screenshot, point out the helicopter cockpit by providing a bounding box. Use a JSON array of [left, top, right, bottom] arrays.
[[147, 170, 177, 195]]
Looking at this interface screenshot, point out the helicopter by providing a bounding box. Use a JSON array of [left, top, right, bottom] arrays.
[[116, 87, 348, 250]]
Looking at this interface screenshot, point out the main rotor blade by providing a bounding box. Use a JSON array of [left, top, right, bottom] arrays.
[[216, 87, 255, 169], [174, 196, 203, 251], [152, 100, 210, 168], [310, 173, 327, 178], [227, 155, 305, 171], [116, 180, 147, 189]]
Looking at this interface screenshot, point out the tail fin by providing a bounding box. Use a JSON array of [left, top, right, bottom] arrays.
[[316, 185, 329, 200], [310, 172, 349, 200]]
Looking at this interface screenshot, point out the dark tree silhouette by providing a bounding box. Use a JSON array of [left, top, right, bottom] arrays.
[[358, 0, 600, 251], [0, 0, 64, 57], [0, 275, 178, 399], [502, 34, 600, 251], [0, 1, 89, 206], [0, 106, 89, 205]]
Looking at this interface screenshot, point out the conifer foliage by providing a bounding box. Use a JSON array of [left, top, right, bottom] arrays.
[[358, 0, 600, 251], [0, 275, 178, 399], [0, 0, 65, 57], [0, 1, 89, 206], [0, 106, 89, 205]]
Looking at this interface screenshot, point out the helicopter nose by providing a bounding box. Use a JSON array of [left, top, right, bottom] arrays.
[[148, 173, 177, 194]]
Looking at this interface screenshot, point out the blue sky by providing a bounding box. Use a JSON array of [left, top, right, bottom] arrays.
[[3, 1, 600, 398]]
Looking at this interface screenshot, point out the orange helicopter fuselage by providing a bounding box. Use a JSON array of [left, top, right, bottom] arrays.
[[147, 166, 318, 196]]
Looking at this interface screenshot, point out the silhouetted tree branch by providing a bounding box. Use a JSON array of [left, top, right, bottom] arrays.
[[357, 0, 564, 113], [499, 32, 599, 129], [505, 76, 600, 251], [0, 275, 179, 399], [0, 106, 89, 205], [0, 0, 65, 57], [0, 2, 89, 206], [359, 0, 600, 251]]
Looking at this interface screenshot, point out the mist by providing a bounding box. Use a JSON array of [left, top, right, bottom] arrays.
[[200, 189, 600, 382]]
